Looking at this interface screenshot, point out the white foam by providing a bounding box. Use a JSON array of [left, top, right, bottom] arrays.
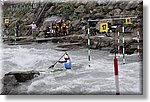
[[1, 43, 142, 94]]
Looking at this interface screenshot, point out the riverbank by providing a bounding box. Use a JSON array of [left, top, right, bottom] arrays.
[[3, 33, 143, 55]]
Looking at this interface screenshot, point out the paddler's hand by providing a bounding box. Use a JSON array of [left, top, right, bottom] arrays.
[[49, 65, 54, 69]]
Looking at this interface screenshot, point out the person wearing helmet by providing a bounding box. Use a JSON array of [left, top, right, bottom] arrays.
[[31, 21, 37, 39], [58, 53, 72, 69], [66, 22, 69, 35], [53, 20, 57, 37], [62, 23, 66, 36]]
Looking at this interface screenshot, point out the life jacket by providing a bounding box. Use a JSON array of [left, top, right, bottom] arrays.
[[64, 59, 72, 69], [56, 22, 59, 28], [53, 24, 56, 29], [53, 22, 57, 29], [66, 24, 69, 29], [62, 23, 66, 28]]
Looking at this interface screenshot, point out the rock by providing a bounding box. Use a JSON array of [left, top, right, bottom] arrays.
[[85, 1, 98, 10], [120, 10, 130, 15], [22, 12, 34, 25], [45, 6, 55, 16], [131, 10, 137, 15], [110, 46, 135, 55], [52, 38, 63, 43], [102, 2, 116, 13], [90, 41, 99, 49], [125, 49, 135, 55], [126, 1, 138, 10], [93, 37, 114, 49], [108, 8, 122, 16], [109, 39, 141, 55], [1, 70, 40, 95], [96, 6, 104, 12], [110, 48, 118, 54], [106, 2, 115, 10], [94, 13, 105, 19], [71, 19, 81, 31], [56, 42, 83, 51], [136, 3, 143, 12], [119, 1, 129, 10], [124, 26, 133, 33], [1, 75, 18, 95], [5, 70, 40, 82], [2, 75, 18, 86], [74, 2, 83, 8], [75, 5, 86, 13]]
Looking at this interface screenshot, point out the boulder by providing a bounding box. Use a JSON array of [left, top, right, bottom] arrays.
[[85, 1, 98, 10], [108, 8, 122, 16], [1, 70, 40, 95], [94, 13, 105, 19], [119, 1, 129, 10], [120, 10, 130, 15], [2, 75, 18, 86], [45, 6, 55, 16], [110, 48, 135, 55], [5, 70, 40, 82], [75, 5, 86, 13], [71, 19, 81, 31], [136, 4, 143, 12], [52, 38, 63, 43], [1, 75, 18, 95], [126, 1, 138, 10]]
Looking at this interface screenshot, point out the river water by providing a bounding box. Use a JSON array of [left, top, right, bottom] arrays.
[[0, 43, 142, 95]]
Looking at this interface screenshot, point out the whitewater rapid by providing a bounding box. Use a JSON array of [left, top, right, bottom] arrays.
[[1, 43, 142, 95]]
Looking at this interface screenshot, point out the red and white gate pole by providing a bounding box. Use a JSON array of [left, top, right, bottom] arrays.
[[122, 21, 125, 64], [137, 29, 140, 55], [117, 27, 120, 55], [114, 53, 120, 95]]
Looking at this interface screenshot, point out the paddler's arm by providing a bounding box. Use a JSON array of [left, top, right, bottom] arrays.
[[58, 60, 67, 63], [65, 53, 70, 59]]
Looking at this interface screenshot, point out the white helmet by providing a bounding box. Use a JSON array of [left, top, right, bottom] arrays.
[[64, 54, 68, 59]]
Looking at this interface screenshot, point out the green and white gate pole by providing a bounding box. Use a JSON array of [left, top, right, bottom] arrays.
[[88, 21, 90, 67], [122, 20, 125, 64], [137, 29, 140, 55]]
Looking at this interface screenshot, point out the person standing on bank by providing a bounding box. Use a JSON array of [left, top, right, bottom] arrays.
[[31, 21, 37, 39], [58, 53, 72, 69]]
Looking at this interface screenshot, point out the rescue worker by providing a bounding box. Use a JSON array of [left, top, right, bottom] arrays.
[[53, 20, 57, 37], [62, 21, 67, 36], [59, 20, 63, 36], [66, 22, 69, 35]]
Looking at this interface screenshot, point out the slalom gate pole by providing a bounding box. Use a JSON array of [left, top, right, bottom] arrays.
[[88, 27, 90, 67], [114, 53, 120, 95], [118, 27, 120, 55], [15, 31, 17, 44], [137, 29, 140, 55], [122, 20, 125, 64]]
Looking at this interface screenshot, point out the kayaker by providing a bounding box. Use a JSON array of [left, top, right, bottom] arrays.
[[58, 53, 72, 69]]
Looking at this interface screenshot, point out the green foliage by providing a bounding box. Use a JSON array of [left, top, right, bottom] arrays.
[[15, 11, 25, 18], [57, 2, 75, 19], [2, 6, 10, 17]]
